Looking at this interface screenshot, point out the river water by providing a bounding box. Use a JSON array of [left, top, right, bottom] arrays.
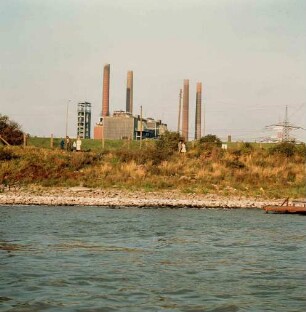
[[1, 206, 306, 312]]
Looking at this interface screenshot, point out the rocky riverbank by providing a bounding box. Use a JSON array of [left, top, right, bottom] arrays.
[[0, 187, 282, 208]]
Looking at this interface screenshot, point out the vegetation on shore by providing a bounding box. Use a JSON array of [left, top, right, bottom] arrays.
[[1, 132, 305, 199], [0, 114, 23, 145]]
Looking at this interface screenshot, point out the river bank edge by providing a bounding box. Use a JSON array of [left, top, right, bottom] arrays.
[[0, 186, 288, 209]]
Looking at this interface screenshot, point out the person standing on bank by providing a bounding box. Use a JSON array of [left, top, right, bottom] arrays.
[[60, 138, 65, 150], [66, 136, 72, 151], [180, 141, 186, 154], [76, 137, 82, 152], [178, 140, 183, 153]]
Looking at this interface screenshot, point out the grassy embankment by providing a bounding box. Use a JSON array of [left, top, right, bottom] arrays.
[[27, 137, 141, 151], [1, 136, 305, 198]]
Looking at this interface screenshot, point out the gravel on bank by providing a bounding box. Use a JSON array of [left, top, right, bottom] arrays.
[[0, 187, 282, 209]]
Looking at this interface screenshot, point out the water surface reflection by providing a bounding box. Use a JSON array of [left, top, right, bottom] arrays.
[[1, 206, 306, 311]]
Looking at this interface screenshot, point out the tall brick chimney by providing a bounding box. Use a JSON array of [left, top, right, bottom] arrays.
[[102, 64, 110, 117], [182, 79, 189, 141], [195, 82, 202, 140], [126, 70, 133, 114]]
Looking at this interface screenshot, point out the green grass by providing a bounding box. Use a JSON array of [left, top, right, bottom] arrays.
[[225, 142, 276, 149], [28, 137, 143, 151], [27, 137, 61, 149], [28, 136, 278, 152]]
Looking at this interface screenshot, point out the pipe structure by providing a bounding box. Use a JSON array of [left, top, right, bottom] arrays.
[[126, 70, 133, 114], [182, 79, 189, 141], [102, 64, 110, 117], [195, 82, 202, 140]]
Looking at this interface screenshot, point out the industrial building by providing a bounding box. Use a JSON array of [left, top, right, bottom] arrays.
[[76, 63, 203, 142], [94, 111, 167, 140], [94, 111, 135, 140], [77, 102, 91, 139], [94, 64, 167, 140]]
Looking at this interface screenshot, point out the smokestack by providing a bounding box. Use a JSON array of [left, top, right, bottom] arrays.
[[102, 64, 110, 117], [177, 89, 182, 133], [182, 79, 189, 141], [126, 70, 133, 114], [195, 82, 202, 140]]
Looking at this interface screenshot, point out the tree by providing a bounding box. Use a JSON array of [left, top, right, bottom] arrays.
[[0, 115, 24, 145], [269, 142, 297, 157], [155, 131, 181, 155], [199, 134, 222, 150]]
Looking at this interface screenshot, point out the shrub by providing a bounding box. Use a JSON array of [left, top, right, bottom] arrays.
[[296, 143, 306, 157], [155, 131, 181, 155], [198, 134, 222, 151], [199, 134, 222, 145], [241, 142, 254, 153], [0, 115, 24, 145], [0, 147, 19, 161], [225, 159, 246, 169], [269, 142, 297, 157]]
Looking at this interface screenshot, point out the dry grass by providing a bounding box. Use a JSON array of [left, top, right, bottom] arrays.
[[0, 143, 305, 198]]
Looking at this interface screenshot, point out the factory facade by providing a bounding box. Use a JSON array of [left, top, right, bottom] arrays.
[[94, 111, 167, 140], [94, 64, 167, 140]]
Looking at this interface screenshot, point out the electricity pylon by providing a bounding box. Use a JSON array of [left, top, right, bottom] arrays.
[[266, 106, 304, 142]]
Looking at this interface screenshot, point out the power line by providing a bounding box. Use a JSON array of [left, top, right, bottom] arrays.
[[266, 106, 305, 142]]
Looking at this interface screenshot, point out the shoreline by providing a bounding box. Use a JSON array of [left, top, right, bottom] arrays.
[[0, 187, 284, 209]]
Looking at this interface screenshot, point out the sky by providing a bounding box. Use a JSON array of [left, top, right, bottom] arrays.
[[0, 0, 305, 142]]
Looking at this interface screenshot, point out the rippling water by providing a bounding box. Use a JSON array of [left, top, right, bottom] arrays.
[[1, 206, 306, 311]]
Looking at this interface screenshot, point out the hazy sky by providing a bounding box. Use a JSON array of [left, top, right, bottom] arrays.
[[1, 0, 305, 141]]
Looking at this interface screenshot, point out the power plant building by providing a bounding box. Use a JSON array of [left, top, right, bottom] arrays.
[[94, 111, 167, 140], [77, 102, 91, 139], [94, 66, 167, 140], [94, 111, 136, 140]]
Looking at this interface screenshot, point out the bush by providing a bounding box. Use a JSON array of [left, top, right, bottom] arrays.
[[199, 134, 222, 145], [114, 131, 182, 166], [225, 159, 246, 169], [198, 134, 222, 151], [269, 142, 297, 157], [0, 147, 19, 161], [156, 131, 181, 155], [115, 144, 172, 165], [296, 143, 306, 157], [0, 115, 24, 145], [241, 142, 254, 153]]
